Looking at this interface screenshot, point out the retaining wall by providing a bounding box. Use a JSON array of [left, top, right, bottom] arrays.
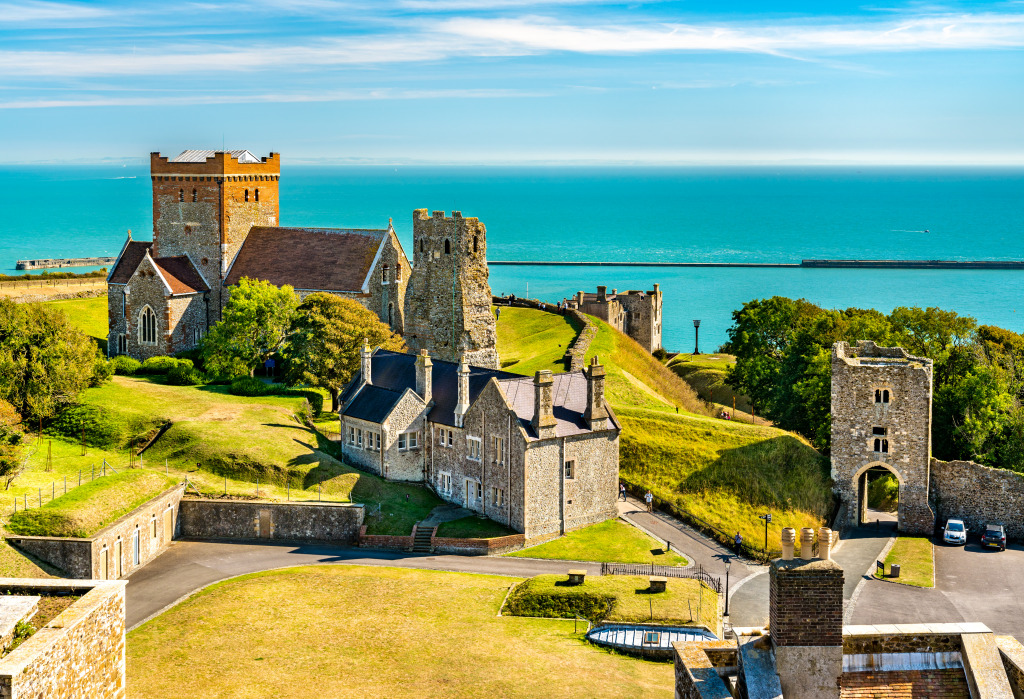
[[432, 533, 525, 555], [178, 499, 365, 544], [930, 458, 1024, 539]]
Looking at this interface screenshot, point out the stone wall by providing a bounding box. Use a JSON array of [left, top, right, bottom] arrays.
[[178, 499, 364, 544], [930, 458, 1024, 539], [431, 533, 525, 555], [366, 228, 411, 334], [0, 578, 126, 699], [122, 255, 173, 360], [996, 635, 1024, 698], [4, 538, 93, 579], [492, 296, 598, 371], [672, 641, 736, 699]]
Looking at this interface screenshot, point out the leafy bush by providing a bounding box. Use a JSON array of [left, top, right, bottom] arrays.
[[167, 365, 205, 386], [504, 578, 614, 621], [652, 347, 668, 361], [90, 355, 113, 387], [229, 376, 276, 397], [286, 388, 324, 417], [138, 356, 192, 375], [175, 347, 204, 371], [48, 404, 126, 449], [110, 355, 141, 376]]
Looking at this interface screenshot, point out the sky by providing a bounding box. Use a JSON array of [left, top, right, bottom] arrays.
[[1, 0, 1023, 164]]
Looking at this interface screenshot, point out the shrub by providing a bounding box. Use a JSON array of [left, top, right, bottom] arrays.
[[652, 347, 668, 362], [167, 365, 205, 386], [504, 578, 614, 621], [175, 347, 204, 371], [285, 388, 324, 417], [110, 355, 141, 376], [48, 405, 126, 449], [138, 356, 191, 375], [90, 355, 113, 387], [229, 376, 275, 397]]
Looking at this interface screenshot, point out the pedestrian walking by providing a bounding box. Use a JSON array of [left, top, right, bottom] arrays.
[[644, 490, 653, 513], [734, 531, 743, 556], [495, 307, 501, 321], [619, 483, 626, 501]]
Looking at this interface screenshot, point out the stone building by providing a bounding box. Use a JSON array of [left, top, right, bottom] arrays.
[[565, 284, 662, 353], [830, 341, 936, 535], [338, 344, 620, 541], [107, 151, 496, 365]]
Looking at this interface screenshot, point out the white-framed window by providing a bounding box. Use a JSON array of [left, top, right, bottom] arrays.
[[564, 460, 575, 479], [373, 432, 381, 451], [398, 433, 406, 450], [399, 431, 419, 450], [467, 436, 482, 461], [439, 471, 452, 495], [356, 429, 363, 449], [491, 487, 504, 507], [492, 436, 505, 464], [475, 482, 483, 502], [139, 306, 157, 345], [347, 426, 356, 445], [437, 427, 454, 447]]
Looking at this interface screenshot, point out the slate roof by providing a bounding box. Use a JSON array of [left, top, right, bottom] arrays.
[[342, 385, 405, 424], [108, 241, 152, 284], [171, 149, 261, 163], [225, 227, 387, 291], [340, 350, 618, 439], [153, 256, 209, 295]]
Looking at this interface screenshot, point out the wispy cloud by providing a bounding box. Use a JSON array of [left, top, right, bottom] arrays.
[[0, 0, 110, 23]]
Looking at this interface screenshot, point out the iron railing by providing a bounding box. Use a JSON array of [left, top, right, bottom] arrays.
[[601, 562, 722, 594]]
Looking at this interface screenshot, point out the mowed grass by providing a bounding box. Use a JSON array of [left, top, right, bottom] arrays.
[[6, 470, 179, 538], [505, 574, 718, 631], [127, 566, 674, 699], [618, 407, 829, 552], [877, 536, 934, 588], [0, 539, 54, 578], [44, 295, 108, 344], [506, 519, 689, 566], [494, 306, 580, 375]]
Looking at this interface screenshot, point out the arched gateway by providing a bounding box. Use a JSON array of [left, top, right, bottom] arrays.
[[831, 341, 936, 535]]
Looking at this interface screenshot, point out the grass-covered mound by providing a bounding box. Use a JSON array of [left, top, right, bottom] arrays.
[[6, 471, 179, 538], [506, 519, 688, 566], [504, 574, 718, 630], [876, 536, 934, 588], [618, 407, 830, 554], [667, 353, 754, 416], [495, 306, 581, 375], [128, 566, 674, 698], [44, 296, 107, 345]]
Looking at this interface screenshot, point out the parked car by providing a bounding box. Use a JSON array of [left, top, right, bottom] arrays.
[[943, 519, 968, 546], [981, 523, 1007, 551]]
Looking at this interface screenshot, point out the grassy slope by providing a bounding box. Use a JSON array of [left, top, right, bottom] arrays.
[[45, 296, 107, 344], [495, 306, 580, 375], [667, 353, 754, 416], [506, 519, 689, 566], [128, 566, 674, 698], [877, 536, 934, 588], [505, 574, 718, 630], [7, 471, 179, 538], [0, 540, 54, 578]]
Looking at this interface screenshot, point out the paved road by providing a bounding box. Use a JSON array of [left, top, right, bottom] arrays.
[[851, 538, 1024, 640], [125, 540, 607, 630]]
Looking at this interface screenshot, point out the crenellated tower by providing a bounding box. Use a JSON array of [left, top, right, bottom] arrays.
[[402, 209, 499, 368]]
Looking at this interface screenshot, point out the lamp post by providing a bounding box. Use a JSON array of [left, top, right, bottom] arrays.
[[693, 319, 701, 355], [724, 557, 732, 618]]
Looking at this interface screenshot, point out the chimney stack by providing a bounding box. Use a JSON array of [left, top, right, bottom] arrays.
[[454, 354, 470, 427], [360, 339, 372, 385], [584, 356, 610, 430], [415, 349, 432, 404], [799, 528, 816, 560], [532, 370, 557, 439], [781, 527, 796, 560]]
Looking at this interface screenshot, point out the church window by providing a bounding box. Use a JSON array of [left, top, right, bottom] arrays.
[[117, 334, 127, 355], [139, 306, 157, 345], [255, 188, 259, 202], [244, 189, 249, 202], [192, 189, 197, 202], [178, 189, 184, 202], [444, 239, 450, 254], [382, 265, 389, 284]]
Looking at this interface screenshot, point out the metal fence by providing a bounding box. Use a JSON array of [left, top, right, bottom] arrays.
[[0, 277, 106, 290], [601, 562, 722, 594], [9, 460, 119, 516]]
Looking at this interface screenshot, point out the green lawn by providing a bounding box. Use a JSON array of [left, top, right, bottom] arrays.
[[504, 574, 718, 631], [6, 470, 179, 538], [667, 353, 755, 417], [435, 516, 516, 538], [506, 519, 688, 565], [128, 566, 674, 698], [876, 536, 934, 588], [45, 296, 107, 344], [495, 306, 580, 375], [0, 539, 54, 578]]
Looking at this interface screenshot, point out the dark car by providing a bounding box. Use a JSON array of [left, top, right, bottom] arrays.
[[981, 524, 1006, 551]]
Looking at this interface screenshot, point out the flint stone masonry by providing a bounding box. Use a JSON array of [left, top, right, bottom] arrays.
[[0, 597, 39, 653], [178, 499, 364, 543], [0, 578, 126, 699], [831, 341, 936, 535], [930, 459, 1024, 539], [567, 284, 663, 354]]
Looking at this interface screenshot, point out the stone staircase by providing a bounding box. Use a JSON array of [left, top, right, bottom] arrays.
[[411, 525, 435, 553]]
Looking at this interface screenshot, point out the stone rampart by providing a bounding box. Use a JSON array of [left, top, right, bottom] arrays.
[[0, 578, 126, 699], [178, 499, 364, 544], [493, 296, 598, 371], [930, 458, 1024, 539], [4, 537, 93, 579]]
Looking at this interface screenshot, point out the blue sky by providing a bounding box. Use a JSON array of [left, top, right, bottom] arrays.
[[1, 0, 1023, 164]]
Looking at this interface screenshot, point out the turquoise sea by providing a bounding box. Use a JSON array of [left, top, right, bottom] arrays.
[[4, 165, 1023, 351]]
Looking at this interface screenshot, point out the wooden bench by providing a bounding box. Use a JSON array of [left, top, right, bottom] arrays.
[[567, 569, 587, 585], [649, 576, 667, 593]]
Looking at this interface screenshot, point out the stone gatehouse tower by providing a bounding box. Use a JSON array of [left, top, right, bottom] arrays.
[[831, 341, 935, 534], [403, 210, 500, 369]]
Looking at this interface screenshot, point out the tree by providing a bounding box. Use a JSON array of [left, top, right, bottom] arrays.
[[202, 278, 300, 378], [284, 293, 406, 412], [0, 299, 103, 419], [0, 399, 27, 489]]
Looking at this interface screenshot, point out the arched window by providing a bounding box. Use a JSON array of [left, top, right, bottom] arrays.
[[873, 438, 890, 454], [882, 390, 890, 403], [178, 189, 184, 202], [444, 239, 450, 254], [139, 306, 157, 345], [382, 265, 389, 284], [473, 235, 478, 253], [244, 189, 249, 202], [875, 389, 892, 404], [192, 189, 197, 202]]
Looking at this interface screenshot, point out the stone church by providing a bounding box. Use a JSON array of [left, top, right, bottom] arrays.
[[107, 150, 497, 368]]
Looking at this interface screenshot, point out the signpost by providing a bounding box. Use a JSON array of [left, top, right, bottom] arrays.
[[758, 513, 772, 557]]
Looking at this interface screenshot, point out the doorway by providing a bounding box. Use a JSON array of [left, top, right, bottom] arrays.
[[859, 465, 899, 531]]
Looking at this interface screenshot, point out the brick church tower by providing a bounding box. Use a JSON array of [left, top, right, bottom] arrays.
[[149, 150, 280, 318], [403, 210, 499, 369]]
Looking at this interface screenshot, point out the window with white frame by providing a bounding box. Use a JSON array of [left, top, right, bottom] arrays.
[[398, 433, 407, 450], [399, 431, 418, 450], [564, 460, 575, 479], [439, 471, 452, 494], [467, 436, 482, 461], [409, 431, 419, 448], [438, 427, 454, 447], [356, 429, 363, 449], [139, 306, 157, 345], [491, 487, 504, 507], [492, 436, 505, 464], [373, 432, 381, 451], [475, 482, 483, 502], [347, 426, 356, 445]]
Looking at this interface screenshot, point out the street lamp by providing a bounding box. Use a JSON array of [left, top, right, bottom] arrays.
[[724, 557, 732, 618], [693, 319, 701, 355]]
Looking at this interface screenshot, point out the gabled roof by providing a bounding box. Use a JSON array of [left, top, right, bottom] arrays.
[[172, 149, 261, 163], [224, 227, 388, 292], [153, 256, 209, 295], [342, 385, 407, 424], [107, 241, 152, 285], [498, 373, 619, 439]]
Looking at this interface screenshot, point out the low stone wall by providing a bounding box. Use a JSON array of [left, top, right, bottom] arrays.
[[673, 640, 736, 699], [4, 537, 93, 579], [930, 458, 1024, 539], [0, 578, 126, 699], [843, 630, 962, 655], [431, 533, 525, 555], [996, 636, 1024, 698], [357, 528, 412, 551], [178, 499, 365, 544]]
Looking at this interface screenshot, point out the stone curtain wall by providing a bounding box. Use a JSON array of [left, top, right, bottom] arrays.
[[493, 296, 597, 371], [178, 499, 365, 544], [0, 579, 127, 699], [931, 459, 1024, 539]]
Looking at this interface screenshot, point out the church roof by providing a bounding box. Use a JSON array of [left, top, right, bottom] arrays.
[[153, 256, 210, 295], [107, 240, 153, 284], [224, 226, 389, 292], [171, 149, 261, 164]]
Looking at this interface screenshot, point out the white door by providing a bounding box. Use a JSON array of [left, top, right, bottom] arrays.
[[132, 530, 140, 566]]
